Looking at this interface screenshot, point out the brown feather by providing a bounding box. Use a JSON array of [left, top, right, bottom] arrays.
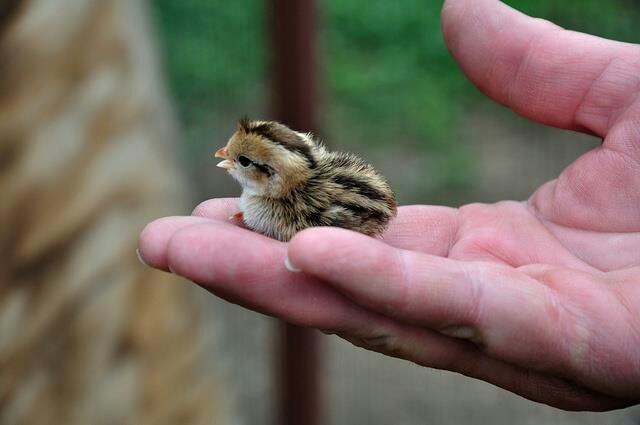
[[219, 119, 397, 241]]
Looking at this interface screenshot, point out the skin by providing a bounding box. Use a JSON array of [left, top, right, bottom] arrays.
[[138, 0, 640, 411]]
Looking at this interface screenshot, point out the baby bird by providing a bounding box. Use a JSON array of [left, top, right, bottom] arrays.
[[215, 118, 397, 242]]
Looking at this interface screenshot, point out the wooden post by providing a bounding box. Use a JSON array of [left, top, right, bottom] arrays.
[[267, 1, 321, 425]]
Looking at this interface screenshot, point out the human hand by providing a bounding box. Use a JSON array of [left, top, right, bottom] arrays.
[[138, 0, 640, 410]]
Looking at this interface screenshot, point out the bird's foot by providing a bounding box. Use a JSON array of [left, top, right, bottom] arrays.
[[228, 211, 245, 225]]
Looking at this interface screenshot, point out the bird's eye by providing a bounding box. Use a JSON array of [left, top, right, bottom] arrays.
[[237, 155, 251, 167]]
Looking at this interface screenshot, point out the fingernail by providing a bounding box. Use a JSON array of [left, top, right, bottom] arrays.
[[284, 257, 302, 273], [439, 326, 478, 341], [136, 249, 149, 267]]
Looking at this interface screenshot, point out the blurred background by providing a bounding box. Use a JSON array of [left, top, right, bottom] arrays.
[[150, 1, 640, 424], [1, 1, 639, 424], [153, 0, 640, 206]]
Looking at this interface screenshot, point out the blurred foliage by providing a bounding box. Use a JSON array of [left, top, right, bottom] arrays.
[[153, 0, 640, 203], [153, 0, 265, 161], [507, 0, 640, 40]]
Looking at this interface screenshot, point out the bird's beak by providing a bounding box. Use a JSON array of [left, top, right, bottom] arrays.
[[214, 147, 235, 169], [216, 159, 235, 170]]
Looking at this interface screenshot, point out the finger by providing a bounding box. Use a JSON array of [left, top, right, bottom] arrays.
[[138, 197, 244, 270], [138, 216, 215, 270], [163, 220, 462, 355], [165, 220, 394, 333], [192, 197, 239, 220], [337, 318, 625, 411], [441, 0, 640, 137], [288, 228, 578, 376]]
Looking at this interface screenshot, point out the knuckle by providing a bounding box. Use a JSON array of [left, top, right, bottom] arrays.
[[383, 249, 412, 317], [461, 263, 487, 327]]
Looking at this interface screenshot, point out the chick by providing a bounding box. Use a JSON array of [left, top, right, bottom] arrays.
[[215, 118, 397, 242]]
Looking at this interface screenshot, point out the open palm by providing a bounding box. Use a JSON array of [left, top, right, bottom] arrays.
[[138, 0, 640, 410]]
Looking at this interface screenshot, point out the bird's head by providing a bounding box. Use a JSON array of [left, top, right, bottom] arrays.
[[215, 118, 318, 197]]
